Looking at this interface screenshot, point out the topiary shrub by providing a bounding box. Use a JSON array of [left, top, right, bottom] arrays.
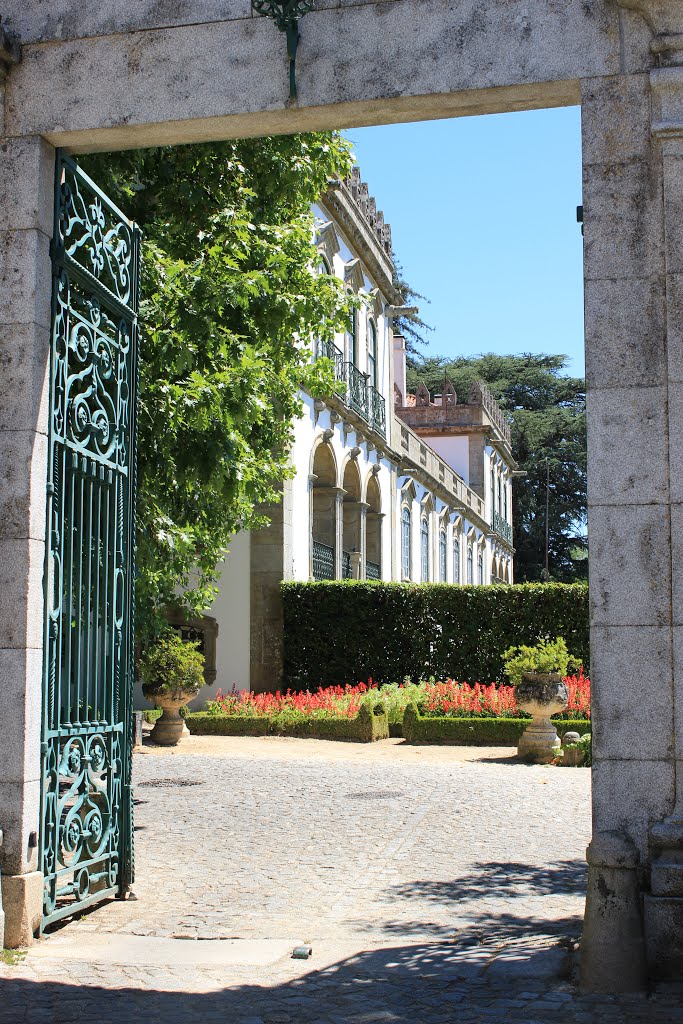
[[502, 636, 581, 685], [140, 632, 205, 698]]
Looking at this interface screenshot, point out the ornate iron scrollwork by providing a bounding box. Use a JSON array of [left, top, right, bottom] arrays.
[[252, 0, 316, 101], [41, 153, 140, 929]]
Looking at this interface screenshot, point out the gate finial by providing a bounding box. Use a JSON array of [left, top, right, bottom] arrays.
[[252, 1, 316, 103]]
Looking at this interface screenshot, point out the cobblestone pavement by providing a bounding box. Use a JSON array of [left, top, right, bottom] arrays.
[[1, 736, 682, 1023]]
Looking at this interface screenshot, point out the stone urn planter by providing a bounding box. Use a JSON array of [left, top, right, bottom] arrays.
[[139, 633, 205, 747], [516, 672, 569, 764], [143, 683, 196, 746]]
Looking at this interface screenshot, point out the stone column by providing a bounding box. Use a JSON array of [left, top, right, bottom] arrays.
[[643, 64, 683, 981], [334, 488, 345, 578], [580, 64, 674, 986], [0, 130, 54, 946]]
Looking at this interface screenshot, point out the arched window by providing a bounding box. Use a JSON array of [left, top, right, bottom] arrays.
[[453, 539, 460, 583], [467, 544, 473, 584], [497, 477, 502, 516], [478, 551, 484, 585], [421, 515, 430, 583], [401, 506, 411, 580], [367, 320, 377, 389], [490, 466, 495, 509], [503, 481, 508, 522], [439, 529, 447, 582]]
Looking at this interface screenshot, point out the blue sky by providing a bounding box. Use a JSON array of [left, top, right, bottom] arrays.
[[346, 107, 585, 377]]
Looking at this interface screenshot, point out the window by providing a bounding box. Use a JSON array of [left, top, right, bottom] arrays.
[[497, 477, 502, 516], [490, 466, 495, 509], [421, 516, 429, 582], [367, 320, 377, 389], [401, 506, 411, 580], [439, 529, 447, 582], [345, 303, 357, 365], [453, 539, 460, 583], [467, 544, 473, 584], [503, 481, 508, 522], [478, 551, 484, 585]]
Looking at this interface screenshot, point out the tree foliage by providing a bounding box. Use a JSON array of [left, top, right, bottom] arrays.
[[391, 254, 432, 353], [406, 353, 587, 582], [83, 135, 354, 643]]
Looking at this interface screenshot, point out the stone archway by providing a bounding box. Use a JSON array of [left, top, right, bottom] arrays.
[[1, 0, 683, 984], [342, 457, 363, 579], [366, 472, 382, 580], [311, 441, 338, 580]]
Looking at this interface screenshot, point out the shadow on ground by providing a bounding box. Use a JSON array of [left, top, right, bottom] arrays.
[[348, 859, 588, 940], [2, 936, 683, 1024]]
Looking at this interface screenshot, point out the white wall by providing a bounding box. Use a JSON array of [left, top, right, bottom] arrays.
[[208, 531, 251, 699], [424, 435, 470, 483]]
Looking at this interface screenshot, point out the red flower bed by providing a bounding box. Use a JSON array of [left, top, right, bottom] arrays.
[[207, 671, 591, 722]]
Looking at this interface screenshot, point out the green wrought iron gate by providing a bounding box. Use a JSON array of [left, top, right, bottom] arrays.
[[40, 153, 140, 928]]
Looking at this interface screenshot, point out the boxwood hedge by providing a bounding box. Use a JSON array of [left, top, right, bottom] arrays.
[[402, 703, 591, 746], [186, 700, 389, 743], [282, 581, 589, 688]]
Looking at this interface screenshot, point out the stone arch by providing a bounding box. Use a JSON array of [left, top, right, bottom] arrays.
[[342, 456, 362, 576], [365, 471, 382, 577], [310, 440, 338, 579]]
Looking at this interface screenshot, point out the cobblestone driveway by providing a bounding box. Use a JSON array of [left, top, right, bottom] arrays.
[[1, 737, 682, 1023]]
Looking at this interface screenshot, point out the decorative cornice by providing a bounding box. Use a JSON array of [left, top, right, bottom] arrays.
[[0, 21, 20, 81], [617, 1, 683, 65]]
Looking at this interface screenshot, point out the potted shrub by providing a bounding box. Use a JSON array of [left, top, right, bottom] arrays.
[[502, 637, 580, 764], [140, 633, 205, 746]]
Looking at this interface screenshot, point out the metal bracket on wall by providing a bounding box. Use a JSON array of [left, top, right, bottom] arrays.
[[251, 0, 316, 102]]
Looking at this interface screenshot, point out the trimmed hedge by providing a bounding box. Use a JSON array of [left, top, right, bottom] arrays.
[[186, 700, 389, 743], [282, 581, 589, 688], [402, 703, 591, 746], [187, 713, 270, 736]]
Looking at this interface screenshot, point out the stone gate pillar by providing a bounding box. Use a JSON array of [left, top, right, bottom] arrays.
[[643, 62, 683, 981], [582, 1, 683, 983], [0, 130, 54, 945]]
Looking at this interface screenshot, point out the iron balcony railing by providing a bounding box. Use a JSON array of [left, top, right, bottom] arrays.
[[493, 509, 513, 545], [314, 341, 386, 439], [312, 540, 335, 581], [315, 338, 345, 388], [366, 560, 381, 580], [368, 385, 386, 438], [345, 361, 369, 421], [342, 550, 353, 579]]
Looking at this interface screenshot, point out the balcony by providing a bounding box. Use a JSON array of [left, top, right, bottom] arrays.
[[366, 560, 381, 580], [314, 340, 386, 438], [312, 540, 335, 581], [493, 509, 513, 545]]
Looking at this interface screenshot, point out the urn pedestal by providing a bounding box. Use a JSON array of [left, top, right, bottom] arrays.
[[516, 673, 568, 764], [143, 687, 195, 746]]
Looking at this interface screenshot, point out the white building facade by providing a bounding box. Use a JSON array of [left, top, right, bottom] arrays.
[[156, 169, 516, 703]]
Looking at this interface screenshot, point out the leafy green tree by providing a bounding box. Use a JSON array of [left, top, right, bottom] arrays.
[[391, 255, 432, 352], [406, 353, 587, 582], [83, 135, 354, 643]]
